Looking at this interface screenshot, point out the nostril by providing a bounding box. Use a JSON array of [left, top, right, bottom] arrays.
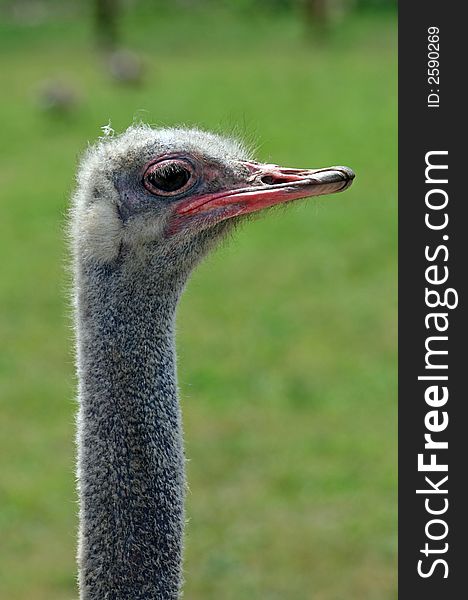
[[260, 175, 277, 185]]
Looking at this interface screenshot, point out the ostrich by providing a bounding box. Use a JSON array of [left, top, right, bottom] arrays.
[[37, 79, 80, 115], [71, 124, 354, 599], [106, 49, 145, 86]]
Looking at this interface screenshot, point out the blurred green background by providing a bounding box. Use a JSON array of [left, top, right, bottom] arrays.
[[0, 1, 397, 598]]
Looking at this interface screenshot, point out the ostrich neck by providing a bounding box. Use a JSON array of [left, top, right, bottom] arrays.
[[76, 255, 186, 600]]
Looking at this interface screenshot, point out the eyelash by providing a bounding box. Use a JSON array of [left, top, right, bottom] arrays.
[[143, 159, 195, 196]]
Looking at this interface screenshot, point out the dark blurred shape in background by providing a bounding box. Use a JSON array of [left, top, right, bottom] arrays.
[[105, 48, 145, 85], [36, 78, 80, 115], [95, 0, 120, 50], [93, 1, 145, 85]]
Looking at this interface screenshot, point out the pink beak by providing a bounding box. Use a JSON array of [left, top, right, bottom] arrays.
[[175, 161, 355, 221]]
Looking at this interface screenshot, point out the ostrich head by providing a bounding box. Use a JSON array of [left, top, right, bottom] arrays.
[[72, 125, 354, 283]]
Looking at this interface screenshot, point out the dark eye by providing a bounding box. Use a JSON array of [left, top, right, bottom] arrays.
[[143, 159, 195, 196]]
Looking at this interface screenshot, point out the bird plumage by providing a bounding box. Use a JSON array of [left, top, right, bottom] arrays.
[[71, 125, 354, 599]]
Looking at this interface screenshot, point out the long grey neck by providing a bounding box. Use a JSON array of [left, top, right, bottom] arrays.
[[75, 252, 186, 600]]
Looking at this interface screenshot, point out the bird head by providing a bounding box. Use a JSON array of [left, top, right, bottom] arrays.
[[72, 125, 354, 276]]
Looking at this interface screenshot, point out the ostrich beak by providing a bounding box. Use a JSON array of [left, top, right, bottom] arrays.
[[175, 161, 355, 222]]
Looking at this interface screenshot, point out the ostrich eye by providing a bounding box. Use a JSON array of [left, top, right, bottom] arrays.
[[143, 159, 195, 196]]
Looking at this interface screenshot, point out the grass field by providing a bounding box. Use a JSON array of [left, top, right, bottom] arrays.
[[0, 6, 397, 599]]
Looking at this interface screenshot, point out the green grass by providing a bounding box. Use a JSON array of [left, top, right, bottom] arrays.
[[0, 7, 396, 599]]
